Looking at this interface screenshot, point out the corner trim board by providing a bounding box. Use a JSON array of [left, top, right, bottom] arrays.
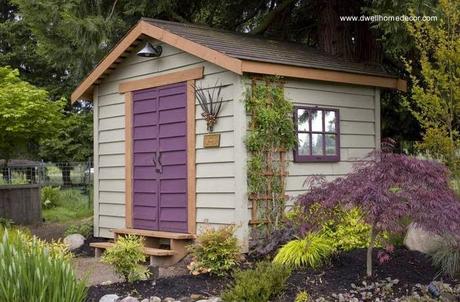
[[119, 66, 204, 93], [186, 80, 197, 234], [125, 92, 134, 228]]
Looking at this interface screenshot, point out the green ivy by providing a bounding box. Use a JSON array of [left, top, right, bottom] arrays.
[[245, 77, 296, 228]]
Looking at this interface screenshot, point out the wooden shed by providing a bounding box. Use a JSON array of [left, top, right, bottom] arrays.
[[71, 18, 405, 260]]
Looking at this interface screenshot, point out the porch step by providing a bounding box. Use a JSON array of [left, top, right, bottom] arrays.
[[112, 228, 195, 240], [90, 242, 176, 256]]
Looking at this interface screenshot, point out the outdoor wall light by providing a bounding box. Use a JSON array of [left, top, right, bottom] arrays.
[[137, 42, 162, 57]]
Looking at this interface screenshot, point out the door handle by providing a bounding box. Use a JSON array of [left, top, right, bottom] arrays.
[[152, 153, 157, 168], [156, 152, 163, 173]]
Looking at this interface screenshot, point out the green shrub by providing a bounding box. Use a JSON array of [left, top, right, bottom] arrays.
[[222, 261, 291, 302], [187, 225, 241, 276], [41, 186, 61, 209], [430, 237, 460, 278], [101, 235, 149, 282], [273, 232, 335, 268], [0, 228, 86, 302], [64, 220, 93, 238], [0, 217, 13, 228], [321, 207, 371, 251], [295, 291, 310, 302]]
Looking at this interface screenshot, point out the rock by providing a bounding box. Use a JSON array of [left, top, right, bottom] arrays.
[[149, 297, 161, 302], [141, 299, 149, 302], [190, 294, 206, 301], [63, 233, 85, 251], [101, 280, 113, 286], [207, 298, 222, 302], [178, 297, 193, 302], [99, 294, 120, 302], [404, 223, 442, 254], [163, 298, 176, 302], [120, 296, 139, 302]]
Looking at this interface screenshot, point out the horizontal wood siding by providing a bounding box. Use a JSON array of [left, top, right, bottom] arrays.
[[283, 79, 380, 201], [94, 41, 238, 237]]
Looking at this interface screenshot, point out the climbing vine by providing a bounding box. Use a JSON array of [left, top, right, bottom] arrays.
[[245, 77, 296, 232]]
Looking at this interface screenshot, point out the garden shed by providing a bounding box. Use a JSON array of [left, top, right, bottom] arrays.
[[71, 18, 406, 256]]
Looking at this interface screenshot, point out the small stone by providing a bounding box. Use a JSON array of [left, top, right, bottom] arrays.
[[100, 280, 113, 286], [120, 296, 139, 302], [63, 234, 85, 251], [178, 297, 193, 302], [149, 297, 161, 302], [141, 299, 149, 302], [207, 298, 222, 302], [99, 294, 120, 302], [190, 294, 206, 301], [163, 298, 176, 302]]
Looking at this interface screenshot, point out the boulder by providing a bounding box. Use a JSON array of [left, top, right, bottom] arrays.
[[99, 294, 120, 302], [63, 233, 85, 251], [404, 223, 442, 254]]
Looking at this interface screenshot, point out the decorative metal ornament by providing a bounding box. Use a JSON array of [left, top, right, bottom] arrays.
[[193, 81, 226, 132]]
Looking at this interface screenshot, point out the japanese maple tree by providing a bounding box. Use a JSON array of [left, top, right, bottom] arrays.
[[297, 152, 460, 277]]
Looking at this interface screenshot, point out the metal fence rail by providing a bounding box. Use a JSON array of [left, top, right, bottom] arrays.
[[0, 160, 93, 188]]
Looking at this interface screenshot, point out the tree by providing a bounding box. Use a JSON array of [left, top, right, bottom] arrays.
[[297, 152, 460, 277], [39, 109, 93, 187], [403, 0, 460, 171], [0, 67, 63, 178]]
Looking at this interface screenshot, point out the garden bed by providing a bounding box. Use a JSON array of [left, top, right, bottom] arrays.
[[85, 248, 457, 301]]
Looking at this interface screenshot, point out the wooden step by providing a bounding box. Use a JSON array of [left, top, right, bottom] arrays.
[[112, 228, 195, 240], [90, 242, 176, 257]]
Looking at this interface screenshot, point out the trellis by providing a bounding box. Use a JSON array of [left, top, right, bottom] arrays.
[[246, 77, 294, 230]]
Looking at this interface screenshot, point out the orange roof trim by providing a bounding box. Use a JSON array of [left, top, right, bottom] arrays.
[[71, 20, 406, 103]]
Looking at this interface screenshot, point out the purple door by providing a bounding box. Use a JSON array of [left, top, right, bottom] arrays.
[[132, 82, 188, 233]]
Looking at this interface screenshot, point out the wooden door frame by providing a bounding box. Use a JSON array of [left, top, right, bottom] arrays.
[[123, 66, 203, 234]]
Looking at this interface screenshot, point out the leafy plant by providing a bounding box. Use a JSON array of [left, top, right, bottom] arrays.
[[221, 261, 291, 302], [430, 237, 460, 278], [64, 220, 93, 238], [297, 152, 460, 276], [0, 218, 13, 228], [273, 232, 335, 269], [0, 228, 86, 302], [295, 291, 310, 302], [187, 225, 241, 276], [101, 235, 149, 282], [41, 185, 61, 209], [245, 78, 296, 231], [320, 207, 371, 251]]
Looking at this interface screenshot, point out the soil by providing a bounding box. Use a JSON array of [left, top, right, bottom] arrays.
[[28, 221, 67, 241], [274, 248, 455, 301], [74, 235, 107, 257], [85, 248, 455, 301], [85, 274, 230, 302]]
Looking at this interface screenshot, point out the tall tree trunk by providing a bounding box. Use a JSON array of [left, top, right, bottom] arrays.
[[367, 224, 377, 277]]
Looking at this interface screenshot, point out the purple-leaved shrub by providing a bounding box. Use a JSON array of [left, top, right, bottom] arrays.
[[297, 152, 460, 276]]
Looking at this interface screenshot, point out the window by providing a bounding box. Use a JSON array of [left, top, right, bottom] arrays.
[[293, 106, 340, 162]]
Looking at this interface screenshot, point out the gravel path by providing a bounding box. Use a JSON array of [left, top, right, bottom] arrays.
[[73, 256, 190, 286]]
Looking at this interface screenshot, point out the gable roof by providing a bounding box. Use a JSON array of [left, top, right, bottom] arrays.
[[71, 19, 406, 102]]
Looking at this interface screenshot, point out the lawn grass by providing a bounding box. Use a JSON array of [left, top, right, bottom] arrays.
[[42, 189, 92, 223]]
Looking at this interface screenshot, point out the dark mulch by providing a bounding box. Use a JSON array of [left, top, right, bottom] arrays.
[[85, 248, 453, 301], [74, 235, 106, 257], [274, 247, 452, 301], [85, 274, 230, 302]]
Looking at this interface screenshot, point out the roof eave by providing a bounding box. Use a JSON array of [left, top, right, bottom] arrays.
[[241, 60, 407, 92]]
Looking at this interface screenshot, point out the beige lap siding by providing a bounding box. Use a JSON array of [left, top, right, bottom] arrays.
[[283, 79, 381, 202], [94, 42, 238, 238]]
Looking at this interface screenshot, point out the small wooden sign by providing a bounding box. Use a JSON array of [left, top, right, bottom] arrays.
[[203, 133, 220, 148]]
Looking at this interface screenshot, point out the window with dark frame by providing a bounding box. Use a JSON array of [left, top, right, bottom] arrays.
[[293, 106, 340, 162]]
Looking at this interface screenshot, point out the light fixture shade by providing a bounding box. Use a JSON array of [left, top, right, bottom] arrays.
[[137, 42, 163, 57]]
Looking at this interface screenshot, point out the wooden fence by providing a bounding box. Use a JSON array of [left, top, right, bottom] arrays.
[[0, 184, 41, 225]]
